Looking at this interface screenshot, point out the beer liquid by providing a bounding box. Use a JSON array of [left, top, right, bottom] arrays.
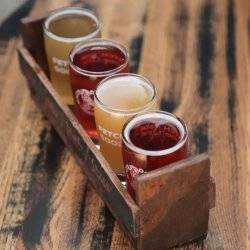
[[70, 47, 128, 139], [49, 15, 97, 38], [95, 77, 155, 173], [44, 14, 100, 105], [72, 47, 126, 71], [130, 122, 181, 151]]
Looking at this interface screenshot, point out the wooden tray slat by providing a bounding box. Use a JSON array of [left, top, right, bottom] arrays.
[[21, 14, 49, 75], [135, 154, 212, 249]]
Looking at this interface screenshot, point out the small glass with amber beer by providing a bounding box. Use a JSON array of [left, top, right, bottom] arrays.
[[94, 73, 157, 174], [43, 7, 101, 105]]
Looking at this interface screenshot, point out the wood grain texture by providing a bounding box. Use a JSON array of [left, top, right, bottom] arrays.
[[0, 0, 249, 249], [135, 154, 211, 250], [21, 13, 49, 75]]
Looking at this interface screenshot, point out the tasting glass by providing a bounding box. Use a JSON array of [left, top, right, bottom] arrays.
[[69, 39, 129, 139], [43, 7, 101, 105], [94, 73, 157, 174], [122, 111, 188, 199]]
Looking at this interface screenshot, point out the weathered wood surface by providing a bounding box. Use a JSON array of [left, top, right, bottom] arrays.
[[21, 13, 49, 76], [0, 0, 249, 249]]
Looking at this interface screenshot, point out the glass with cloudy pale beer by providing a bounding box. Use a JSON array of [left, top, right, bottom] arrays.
[[94, 73, 157, 173], [43, 7, 101, 105]]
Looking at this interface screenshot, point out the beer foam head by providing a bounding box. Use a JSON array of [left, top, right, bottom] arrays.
[[95, 74, 156, 113]]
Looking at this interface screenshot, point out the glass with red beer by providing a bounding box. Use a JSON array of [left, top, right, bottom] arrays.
[[69, 39, 129, 139], [122, 111, 188, 199]]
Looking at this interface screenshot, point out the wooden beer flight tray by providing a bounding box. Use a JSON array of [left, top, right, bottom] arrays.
[[17, 12, 216, 250]]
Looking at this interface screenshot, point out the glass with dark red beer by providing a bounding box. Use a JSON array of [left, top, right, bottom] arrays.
[[69, 39, 129, 139], [122, 111, 188, 199]]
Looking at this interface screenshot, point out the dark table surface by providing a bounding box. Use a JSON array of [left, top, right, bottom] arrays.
[[0, 0, 249, 249]]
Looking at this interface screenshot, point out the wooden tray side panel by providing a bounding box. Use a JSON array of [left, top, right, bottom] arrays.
[[17, 47, 139, 243], [135, 154, 211, 250], [21, 14, 49, 75]]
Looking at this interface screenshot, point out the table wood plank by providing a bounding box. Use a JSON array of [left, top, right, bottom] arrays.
[[0, 0, 249, 249]]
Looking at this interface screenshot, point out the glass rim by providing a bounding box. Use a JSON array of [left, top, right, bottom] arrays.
[[94, 73, 157, 114], [122, 111, 188, 156], [43, 7, 101, 43], [69, 38, 129, 77]]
